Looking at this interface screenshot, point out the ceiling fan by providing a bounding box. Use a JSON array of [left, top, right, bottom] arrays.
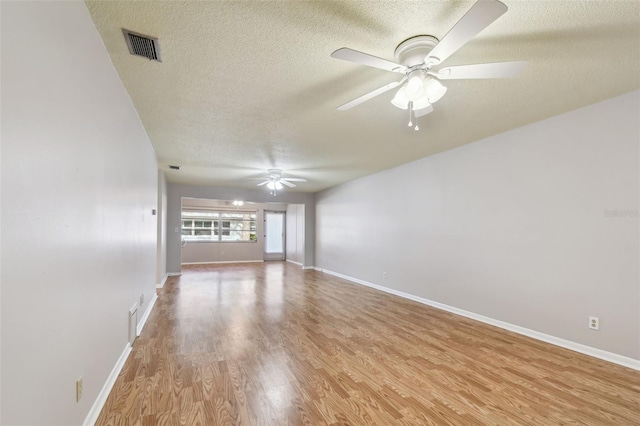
[[256, 169, 307, 195], [331, 0, 526, 130]]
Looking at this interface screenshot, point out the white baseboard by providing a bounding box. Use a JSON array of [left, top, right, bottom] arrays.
[[83, 343, 132, 426], [181, 260, 264, 265], [285, 259, 315, 270], [84, 293, 158, 425], [318, 268, 640, 372], [286, 259, 315, 270], [156, 273, 169, 289], [137, 293, 157, 336]]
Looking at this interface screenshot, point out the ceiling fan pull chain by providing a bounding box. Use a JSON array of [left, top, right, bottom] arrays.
[[409, 101, 419, 130]]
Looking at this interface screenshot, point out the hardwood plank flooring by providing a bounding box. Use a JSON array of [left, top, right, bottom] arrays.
[[96, 262, 640, 425]]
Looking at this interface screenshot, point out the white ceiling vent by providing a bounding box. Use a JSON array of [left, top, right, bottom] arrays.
[[122, 29, 161, 62]]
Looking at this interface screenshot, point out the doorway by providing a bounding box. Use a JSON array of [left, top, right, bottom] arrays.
[[264, 211, 285, 261]]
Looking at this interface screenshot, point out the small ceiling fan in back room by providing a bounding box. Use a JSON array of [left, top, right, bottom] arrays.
[[256, 169, 307, 196], [331, 0, 526, 130]]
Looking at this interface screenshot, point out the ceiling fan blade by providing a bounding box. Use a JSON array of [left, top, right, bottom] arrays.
[[256, 180, 270, 186], [415, 104, 434, 118], [426, 0, 508, 66], [337, 79, 406, 111], [331, 48, 406, 73], [280, 180, 296, 188], [437, 61, 526, 79], [282, 178, 307, 182]]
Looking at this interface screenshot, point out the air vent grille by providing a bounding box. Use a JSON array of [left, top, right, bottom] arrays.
[[122, 29, 161, 62]]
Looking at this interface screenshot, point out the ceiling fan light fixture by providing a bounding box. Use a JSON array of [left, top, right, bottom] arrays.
[[413, 94, 432, 111], [393, 69, 439, 112], [391, 86, 432, 111], [424, 77, 447, 103], [267, 180, 283, 191], [406, 74, 425, 101], [391, 87, 410, 109]]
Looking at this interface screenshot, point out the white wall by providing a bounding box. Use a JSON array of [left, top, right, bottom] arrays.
[[180, 199, 286, 264], [286, 204, 306, 265], [316, 91, 640, 361], [1, 2, 158, 425], [166, 183, 315, 273]]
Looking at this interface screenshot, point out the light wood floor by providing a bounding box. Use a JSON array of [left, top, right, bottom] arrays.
[[96, 262, 640, 425]]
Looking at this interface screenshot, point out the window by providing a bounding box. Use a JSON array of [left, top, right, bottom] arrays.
[[181, 210, 256, 242]]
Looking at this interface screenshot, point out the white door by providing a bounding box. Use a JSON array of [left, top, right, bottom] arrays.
[[264, 211, 285, 261]]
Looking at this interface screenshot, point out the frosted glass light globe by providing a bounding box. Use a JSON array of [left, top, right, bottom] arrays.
[[406, 75, 424, 101], [424, 78, 447, 103], [391, 87, 409, 109]]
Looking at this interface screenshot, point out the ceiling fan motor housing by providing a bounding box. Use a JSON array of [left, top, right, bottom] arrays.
[[394, 35, 439, 67], [267, 168, 282, 179]]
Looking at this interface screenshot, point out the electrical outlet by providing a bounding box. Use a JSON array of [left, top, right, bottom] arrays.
[[383, 272, 387, 279], [140, 293, 144, 306], [589, 316, 600, 330], [76, 377, 83, 402]]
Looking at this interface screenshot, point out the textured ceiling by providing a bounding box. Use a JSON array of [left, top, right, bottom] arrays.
[[86, 0, 640, 193]]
